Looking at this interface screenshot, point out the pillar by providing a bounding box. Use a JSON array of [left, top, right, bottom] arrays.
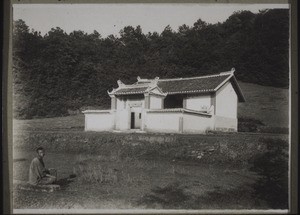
[[144, 93, 150, 109], [183, 97, 187, 109], [179, 116, 183, 133], [111, 95, 117, 110]]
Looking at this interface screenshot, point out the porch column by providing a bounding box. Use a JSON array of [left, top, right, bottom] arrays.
[[179, 116, 183, 133], [110, 95, 117, 110], [144, 93, 150, 109], [183, 98, 187, 109], [211, 93, 216, 115], [141, 109, 147, 131]]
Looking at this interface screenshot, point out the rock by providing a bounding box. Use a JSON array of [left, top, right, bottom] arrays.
[[14, 180, 60, 193]]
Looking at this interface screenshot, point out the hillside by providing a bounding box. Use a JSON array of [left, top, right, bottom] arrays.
[[238, 82, 289, 128]]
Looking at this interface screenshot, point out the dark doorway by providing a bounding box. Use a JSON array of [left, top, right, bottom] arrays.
[[164, 95, 184, 108], [131, 112, 135, 129]]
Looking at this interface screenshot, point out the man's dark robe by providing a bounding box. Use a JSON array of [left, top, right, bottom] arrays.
[[28, 157, 48, 185]]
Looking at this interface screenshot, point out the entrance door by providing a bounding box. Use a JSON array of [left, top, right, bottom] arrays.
[[134, 112, 141, 129], [130, 107, 142, 129]]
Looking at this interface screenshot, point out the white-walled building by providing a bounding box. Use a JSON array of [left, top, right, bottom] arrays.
[[83, 69, 245, 133]]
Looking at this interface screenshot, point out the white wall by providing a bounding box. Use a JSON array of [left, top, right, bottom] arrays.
[[84, 112, 114, 131], [116, 98, 126, 110], [146, 112, 181, 133], [215, 82, 238, 118], [183, 113, 214, 133], [185, 95, 211, 111], [115, 96, 145, 110], [149, 95, 163, 109], [126, 98, 145, 109], [115, 109, 130, 130]]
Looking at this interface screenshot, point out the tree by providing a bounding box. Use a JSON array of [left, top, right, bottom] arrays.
[[12, 9, 289, 119]]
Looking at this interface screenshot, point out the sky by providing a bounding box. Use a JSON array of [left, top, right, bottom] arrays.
[[13, 3, 289, 37]]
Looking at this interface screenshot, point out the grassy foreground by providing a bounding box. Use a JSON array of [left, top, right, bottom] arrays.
[[14, 148, 261, 210], [13, 115, 288, 210]]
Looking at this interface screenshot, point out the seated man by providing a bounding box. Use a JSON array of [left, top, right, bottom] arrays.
[[29, 147, 57, 185]]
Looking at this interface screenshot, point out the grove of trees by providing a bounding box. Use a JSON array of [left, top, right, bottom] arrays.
[[13, 9, 289, 119]]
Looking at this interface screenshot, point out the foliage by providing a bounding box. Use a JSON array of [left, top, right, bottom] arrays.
[[12, 9, 289, 119]]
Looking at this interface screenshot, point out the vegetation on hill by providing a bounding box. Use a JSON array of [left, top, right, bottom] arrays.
[[238, 82, 289, 129], [12, 9, 289, 119]]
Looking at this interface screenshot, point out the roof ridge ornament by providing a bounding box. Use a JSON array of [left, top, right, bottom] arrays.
[[117, 80, 124, 87], [220, 68, 235, 76], [107, 88, 116, 95], [150, 76, 159, 86]]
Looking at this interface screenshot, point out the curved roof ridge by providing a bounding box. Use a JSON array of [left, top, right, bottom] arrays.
[[158, 71, 232, 82], [121, 83, 151, 88]]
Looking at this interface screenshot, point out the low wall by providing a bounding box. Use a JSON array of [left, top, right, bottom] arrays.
[[83, 111, 114, 131], [145, 111, 181, 133], [115, 109, 130, 130], [145, 109, 214, 134], [183, 113, 213, 133]]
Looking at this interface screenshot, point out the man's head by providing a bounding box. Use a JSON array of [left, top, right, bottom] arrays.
[[36, 147, 45, 159]]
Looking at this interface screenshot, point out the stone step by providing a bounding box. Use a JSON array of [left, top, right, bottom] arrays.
[[13, 180, 60, 193]]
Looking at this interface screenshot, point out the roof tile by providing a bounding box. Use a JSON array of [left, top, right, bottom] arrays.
[[114, 87, 148, 95], [111, 72, 244, 102], [157, 74, 230, 94]]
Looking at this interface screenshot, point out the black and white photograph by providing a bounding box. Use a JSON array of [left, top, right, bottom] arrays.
[[10, 1, 293, 214]]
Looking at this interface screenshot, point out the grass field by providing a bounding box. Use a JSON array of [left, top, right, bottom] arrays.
[[12, 82, 289, 210], [12, 127, 288, 210], [238, 82, 289, 128]]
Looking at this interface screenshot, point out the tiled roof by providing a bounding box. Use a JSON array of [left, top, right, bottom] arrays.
[[157, 74, 231, 94], [114, 87, 148, 95], [110, 71, 245, 102]]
